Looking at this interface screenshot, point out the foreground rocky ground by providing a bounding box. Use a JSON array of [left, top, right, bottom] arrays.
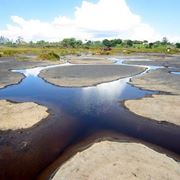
[[125, 68, 180, 126], [40, 65, 144, 87], [125, 95, 180, 126], [0, 100, 49, 130], [52, 141, 180, 180], [0, 57, 60, 88]]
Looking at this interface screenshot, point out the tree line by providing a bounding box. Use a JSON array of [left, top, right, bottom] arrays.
[[0, 36, 180, 49]]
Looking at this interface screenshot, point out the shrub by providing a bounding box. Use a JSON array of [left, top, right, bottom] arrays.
[[3, 50, 17, 56], [38, 52, 60, 61], [0, 52, 3, 57]]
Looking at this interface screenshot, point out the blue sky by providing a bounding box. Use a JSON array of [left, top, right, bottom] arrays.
[[0, 0, 179, 41], [127, 0, 180, 36], [0, 0, 79, 27]]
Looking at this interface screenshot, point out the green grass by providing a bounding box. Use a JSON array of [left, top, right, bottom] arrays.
[[0, 46, 179, 60]]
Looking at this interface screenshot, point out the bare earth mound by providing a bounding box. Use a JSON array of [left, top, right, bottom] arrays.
[[52, 141, 180, 180], [0, 71, 24, 89], [125, 95, 180, 126], [125, 68, 180, 126], [0, 100, 49, 130], [40, 65, 144, 87], [0, 57, 60, 88], [67, 56, 113, 64], [130, 68, 180, 94], [123, 54, 180, 68]]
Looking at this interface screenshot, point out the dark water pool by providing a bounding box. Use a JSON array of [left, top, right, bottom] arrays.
[[0, 75, 152, 115], [0, 68, 180, 152]]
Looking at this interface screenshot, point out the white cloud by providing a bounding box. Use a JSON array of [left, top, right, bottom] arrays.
[[0, 0, 166, 42]]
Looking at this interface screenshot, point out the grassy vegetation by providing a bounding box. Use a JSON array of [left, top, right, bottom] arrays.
[[38, 52, 60, 61], [0, 46, 179, 60], [0, 37, 180, 60]]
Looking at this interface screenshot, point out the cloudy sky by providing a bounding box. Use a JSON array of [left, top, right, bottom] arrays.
[[0, 0, 179, 42]]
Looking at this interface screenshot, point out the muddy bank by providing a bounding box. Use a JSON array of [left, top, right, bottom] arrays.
[[123, 55, 180, 68], [130, 68, 180, 94], [0, 100, 49, 130], [0, 70, 24, 89], [0, 57, 61, 88], [0, 104, 82, 180], [125, 95, 180, 126], [67, 56, 113, 64], [125, 68, 180, 126], [39, 65, 145, 87], [52, 141, 180, 180]]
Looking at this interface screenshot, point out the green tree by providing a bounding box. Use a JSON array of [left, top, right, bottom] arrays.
[[148, 43, 154, 48], [124, 40, 133, 47], [176, 43, 180, 48], [110, 39, 122, 47], [61, 38, 82, 48], [102, 39, 112, 47]]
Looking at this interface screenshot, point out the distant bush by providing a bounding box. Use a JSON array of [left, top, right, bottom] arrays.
[[176, 43, 180, 48], [0, 51, 3, 57], [38, 52, 60, 61], [3, 50, 17, 56]]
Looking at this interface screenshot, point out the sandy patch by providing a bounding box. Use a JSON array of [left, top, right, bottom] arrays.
[[0, 100, 49, 130], [125, 95, 180, 126], [52, 141, 180, 180]]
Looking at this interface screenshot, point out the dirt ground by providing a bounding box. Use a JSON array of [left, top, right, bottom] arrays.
[[40, 65, 144, 87], [52, 141, 180, 180], [0, 57, 60, 88], [0, 100, 49, 130]]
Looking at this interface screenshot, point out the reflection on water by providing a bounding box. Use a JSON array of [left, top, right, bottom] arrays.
[[171, 71, 180, 75], [0, 73, 153, 117], [0, 59, 156, 117], [83, 78, 128, 101], [0, 59, 158, 126]]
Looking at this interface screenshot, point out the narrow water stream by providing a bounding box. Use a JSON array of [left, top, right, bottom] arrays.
[[171, 71, 180, 75], [0, 58, 179, 179]]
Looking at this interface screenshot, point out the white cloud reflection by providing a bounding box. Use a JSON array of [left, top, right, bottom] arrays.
[[82, 78, 128, 102]]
